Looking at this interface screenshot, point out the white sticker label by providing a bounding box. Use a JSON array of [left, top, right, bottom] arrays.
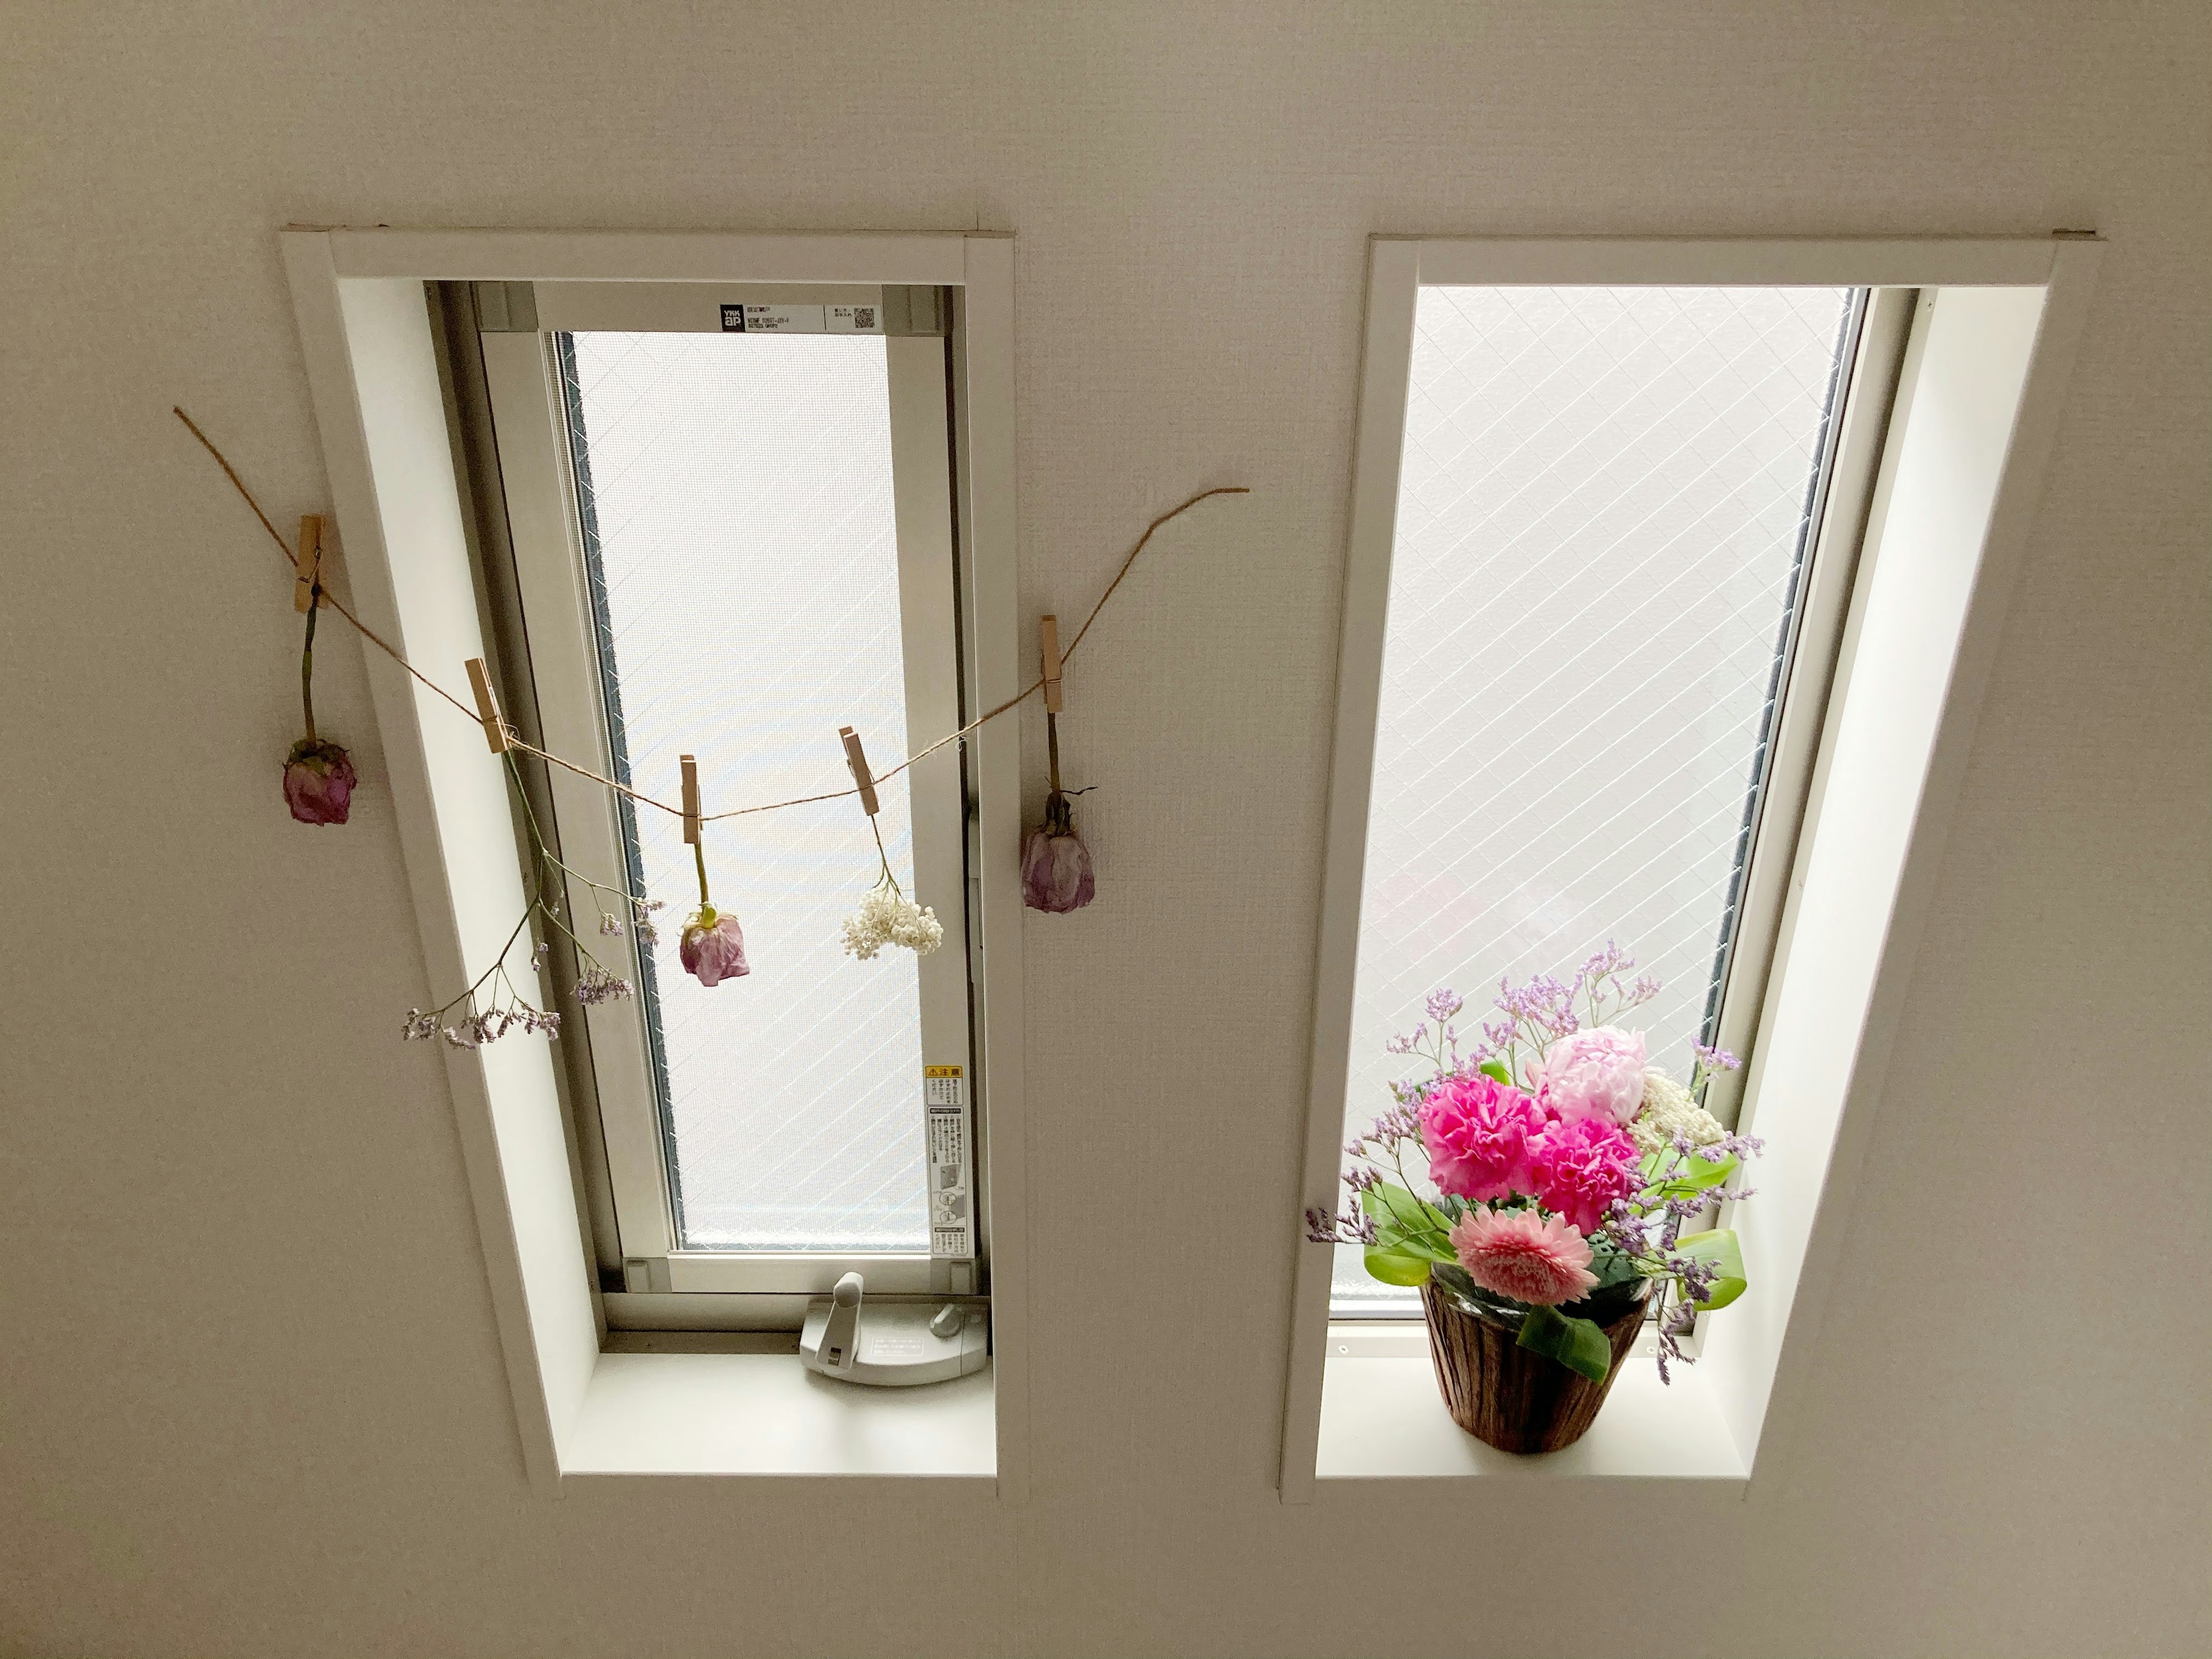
[[721, 303, 824, 333], [718, 302, 881, 335], [925, 1065, 971, 1259]]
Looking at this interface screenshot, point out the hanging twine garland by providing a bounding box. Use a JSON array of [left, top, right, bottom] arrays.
[[178, 406, 1246, 1034], [177, 406, 1244, 823]]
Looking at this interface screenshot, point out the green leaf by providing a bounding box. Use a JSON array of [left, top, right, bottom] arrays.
[[1516, 1304, 1615, 1382], [1586, 1245, 1642, 1289], [1370, 1221, 1457, 1265], [1363, 1245, 1435, 1287], [1641, 1149, 1738, 1200], [1478, 1060, 1513, 1086], [1361, 1183, 1456, 1258], [1675, 1229, 1747, 1310]]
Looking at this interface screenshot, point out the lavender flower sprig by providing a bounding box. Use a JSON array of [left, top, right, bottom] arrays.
[[403, 752, 650, 1047]]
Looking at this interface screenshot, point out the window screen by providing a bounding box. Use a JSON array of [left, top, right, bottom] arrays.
[[559, 331, 930, 1252], [1332, 284, 1859, 1313]]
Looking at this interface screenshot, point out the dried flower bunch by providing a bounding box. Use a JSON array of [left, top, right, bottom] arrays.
[[281, 543, 357, 826], [402, 753, 656, 1047], [842, 820, 942, 961], [1022, 683, 1095, 913], [1021, 787, 1095, 913], [1307, 944, 1761, 1383], [677, 804, 751, 988]]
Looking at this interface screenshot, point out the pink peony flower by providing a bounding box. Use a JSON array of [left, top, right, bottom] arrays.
[[283, 738, 357, 825], [1021, 791, 1096, 912], [1418, 1074, 1547, 1203], [679, 908, 750, 987], [1535, 1025, 1648, 1125], [1448, 1205, 1600, 1306], [1528, 1114, 1643, 1232]]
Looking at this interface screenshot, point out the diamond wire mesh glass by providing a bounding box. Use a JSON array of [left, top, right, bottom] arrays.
[[562, 331, 928, 1252], [1331, 285, 1855, 1312]]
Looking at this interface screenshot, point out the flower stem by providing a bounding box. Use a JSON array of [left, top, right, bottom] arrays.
[[300, 593, 320, 743], [693, 838, 710, 907], [1046, 709, 1062, 796]]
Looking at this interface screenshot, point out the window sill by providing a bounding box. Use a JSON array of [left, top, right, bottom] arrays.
[[1316, 1331, 1744, 1482], [560, 1353, 997, 1480]]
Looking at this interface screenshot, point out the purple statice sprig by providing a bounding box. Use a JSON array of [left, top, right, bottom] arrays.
[[1691, 1041, 1743, 1092], [404, 752, 654, 1047], [1595, 1125, 1766, 1383], [404, 941, 563, 1048], [1305, 1205, 1378, 1247], [1472, 942, 1663, 1091]]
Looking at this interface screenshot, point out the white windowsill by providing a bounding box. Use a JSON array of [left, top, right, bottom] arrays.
[[560, 1353, 997, 1479], [1316, 1328, 1744, 1481]]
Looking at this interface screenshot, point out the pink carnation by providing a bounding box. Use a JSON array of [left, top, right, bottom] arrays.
[[1535, 1025, 1648, 1126], [1447, 1205, 1599, 1306], [1418, 1075, 1546, 1203], [1527, 1114, 1642, 1232]]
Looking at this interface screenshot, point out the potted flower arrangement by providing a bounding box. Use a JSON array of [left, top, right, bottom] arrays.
[[1307, 945, 1762, 1453]]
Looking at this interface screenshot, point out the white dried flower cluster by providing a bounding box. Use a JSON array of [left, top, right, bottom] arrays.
[[840, 887, 944, 960], [1628, 1067, 1728, 1158]]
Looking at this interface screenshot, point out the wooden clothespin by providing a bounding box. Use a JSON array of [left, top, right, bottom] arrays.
[[681, 755, 702, 844], [294, 515, 324, 612], [1040, 614, 1063, 713], [464, 657, 511, 753], [839, 726, 880, 816]]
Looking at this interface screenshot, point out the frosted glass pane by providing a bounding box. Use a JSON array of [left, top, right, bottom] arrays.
[[564, 332, 927, 1252], [1332, 285, 1854, 1310]]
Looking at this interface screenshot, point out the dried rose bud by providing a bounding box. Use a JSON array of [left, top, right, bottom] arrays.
[[283, 738, 357, 826], [679, 907, 750, 987], [1021, 790, 1095, 913]]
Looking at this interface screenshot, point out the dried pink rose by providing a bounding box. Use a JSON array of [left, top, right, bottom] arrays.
[[283, 738, 357, 825], [679, 907, 749, 987], [1021, 791, 1095, 913]]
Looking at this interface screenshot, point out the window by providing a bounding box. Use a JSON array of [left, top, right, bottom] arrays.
[[1328, 282, 1892, 1316], [1279, 237, 2094, 1495], [465, 283, 983, 1309]]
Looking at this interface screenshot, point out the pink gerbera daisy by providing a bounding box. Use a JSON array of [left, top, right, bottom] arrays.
[[1446, 1205, 1600, 1306]]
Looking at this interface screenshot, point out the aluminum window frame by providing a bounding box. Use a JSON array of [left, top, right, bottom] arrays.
[[454, 281, 984, 1305]]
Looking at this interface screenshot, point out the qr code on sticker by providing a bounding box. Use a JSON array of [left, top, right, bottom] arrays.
[[853, 307, 876, 329]]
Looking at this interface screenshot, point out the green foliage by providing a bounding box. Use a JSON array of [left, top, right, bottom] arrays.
[[1478, 1060, 1513, 1086], [1673, 1229, 1746, 1310], [1641, 1147, 1738, 1200], [1358, 1183, 1457, 1286], [1516, 1304, 1615, 1381], [1586, 1245, 1642, 1289], [1362, 1245, 1434, 1286]]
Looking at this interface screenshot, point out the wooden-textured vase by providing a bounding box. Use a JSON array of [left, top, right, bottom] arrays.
[[1419, 1275, 1650, 1454]]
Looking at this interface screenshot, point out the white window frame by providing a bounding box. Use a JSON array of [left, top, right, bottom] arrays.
[[1282, 236, 2100, 1491], [471, 283, 976, 1300], [282, 229, 1027, 1490], [1323, 278, 1911, 1325]]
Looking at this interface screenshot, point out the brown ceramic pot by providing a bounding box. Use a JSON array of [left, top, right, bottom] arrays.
[[1419, 1269, 1652, 1454]]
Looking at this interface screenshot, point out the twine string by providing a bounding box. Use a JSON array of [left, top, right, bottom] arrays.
[[177, 406, 1245, 823]]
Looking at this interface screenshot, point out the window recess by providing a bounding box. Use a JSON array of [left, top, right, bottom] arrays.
[[1281, 236, 2099, 1496], [1325, 282, 1911, 1320], [450, 281, 984, 1320]]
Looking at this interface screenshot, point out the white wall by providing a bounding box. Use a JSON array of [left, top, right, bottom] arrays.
[[2, 5, 2205, 1656]]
